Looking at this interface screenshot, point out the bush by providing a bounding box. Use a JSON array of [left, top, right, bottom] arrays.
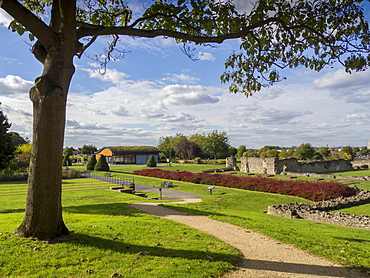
[[62, 169, 81, 179], [194, 157, 202, 164], [132, 169, 357, 201], [95, 155, 110, 171], [146, 155, 157, 167], [86, 155, 97, 170], [62, 154, 72, 167]]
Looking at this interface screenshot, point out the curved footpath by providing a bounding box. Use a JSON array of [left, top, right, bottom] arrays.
[[127, 184, 368, 278]]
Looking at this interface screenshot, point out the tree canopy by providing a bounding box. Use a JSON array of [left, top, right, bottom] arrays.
[[3, 0, 370, 95], [1, 0, 370, 240]]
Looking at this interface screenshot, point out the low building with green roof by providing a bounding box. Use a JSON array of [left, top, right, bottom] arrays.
[[97, 146, 160, 165]]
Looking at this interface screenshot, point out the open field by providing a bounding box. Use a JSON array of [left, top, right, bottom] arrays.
[[2, 164, 369, 276], [0, 179, 239, 277]]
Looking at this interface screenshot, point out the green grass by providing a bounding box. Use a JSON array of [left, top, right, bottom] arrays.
[[71, 163, 227, 174], [0, 179, 240, 277], [3, 164, 369, 276], [328, 169, 370, 176], [163, 189, 370, 274]]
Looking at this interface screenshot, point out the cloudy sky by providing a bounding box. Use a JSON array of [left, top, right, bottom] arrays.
[[0, 1, 370, 150]]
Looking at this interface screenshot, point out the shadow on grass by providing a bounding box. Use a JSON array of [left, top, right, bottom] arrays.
[[235, 258, 369, 277], [63, 232, 240, 264], [64, 203, 140, 216], [0, 208, 25, 213], [334, 237, 370, 243], [158, 203, 253, 222]]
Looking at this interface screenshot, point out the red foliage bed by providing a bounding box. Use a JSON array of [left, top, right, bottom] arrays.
[[133, 169, 357, 201]]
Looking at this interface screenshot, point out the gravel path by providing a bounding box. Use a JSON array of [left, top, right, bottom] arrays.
[[129, 199, 368, 278]]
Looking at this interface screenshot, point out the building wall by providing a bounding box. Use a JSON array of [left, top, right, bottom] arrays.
[[136, 154, 159, 164]]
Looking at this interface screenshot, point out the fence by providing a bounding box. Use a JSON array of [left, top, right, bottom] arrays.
[[0, 172, 134, 196]]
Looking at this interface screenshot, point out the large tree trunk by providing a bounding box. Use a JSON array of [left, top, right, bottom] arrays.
[[16, 39, 75, 240], [14, 0, 78, 240]]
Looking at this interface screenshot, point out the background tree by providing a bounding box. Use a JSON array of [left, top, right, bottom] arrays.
[[8, 132, 29, 147], [0, 103, 16, 170], [279, 149, 294, 159], [146, 154, 157, 167], [243, 149, 258, 157], [1, 143, 32, 175], [357, 148, 370, 156], [62, 154, 72, 167], [86, 154, 97, 171], [158, 133, 186, 159], [63, 147, 74, 157], [340, 146, 354, 160], [190, 130, 230, 159], [293, 143, 316, 160], [236, 145, 247, 158], [318, 147, 331, 159], [177, 138, 202, 160], [95, 155, 110, 171], [229, 147, 237, 157], [2, 0, 369, 239], [81, 144, 97, 155], [259, 146, 279, 158]]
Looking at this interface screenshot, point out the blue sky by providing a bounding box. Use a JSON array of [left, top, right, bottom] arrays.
[[0, 1, 370, 150]]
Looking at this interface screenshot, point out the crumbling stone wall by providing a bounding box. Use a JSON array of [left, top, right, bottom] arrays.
[[241, 157, 353, 174], [226, 156, 239, 171], [267, 190, 370, 230], [240, 157, 278, 174], [352, 159, 370, 169]]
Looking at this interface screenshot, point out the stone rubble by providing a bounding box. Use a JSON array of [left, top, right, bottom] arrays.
[[267, 189, 370, 230]]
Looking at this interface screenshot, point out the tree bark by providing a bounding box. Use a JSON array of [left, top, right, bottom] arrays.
[[16, 0, 77, 240], [16, 46, 74, 239]]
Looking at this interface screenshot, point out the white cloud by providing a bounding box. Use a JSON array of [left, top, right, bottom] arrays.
[[0, 75, 33, 95], [111, 105, 130, 116], [83, 68, 129, 83], [0, 9, 13, 27], [157, 84, 208, 97], [197, 52, 216, 61], [162, 73, 200, 84], [164, 91, 219, 106], [314, 69, 370, 90]]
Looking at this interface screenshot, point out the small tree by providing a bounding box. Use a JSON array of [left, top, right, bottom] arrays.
[[86, 155, 97, 170], [95, 155, 110, 171], [146, 155, 157, 167], [236, 145, 247, 158], [0, 104, 16, 170], [293, 143, 316, 160], [81, 144, 97, 155], [340, 146, 354, 160], [62, 154, 72, 167]]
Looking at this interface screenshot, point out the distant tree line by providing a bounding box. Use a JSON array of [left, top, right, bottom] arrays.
[[235, 143, 369, 161], [158, 130, 232, 160]]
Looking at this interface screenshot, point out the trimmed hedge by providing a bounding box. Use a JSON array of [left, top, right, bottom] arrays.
[[132, 169, 357, 201]]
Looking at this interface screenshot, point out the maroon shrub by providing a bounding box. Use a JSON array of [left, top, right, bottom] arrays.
[[132, 169, 357, 201]]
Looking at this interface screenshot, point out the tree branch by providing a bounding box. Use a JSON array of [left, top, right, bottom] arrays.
[[0, 0, 55, 48]]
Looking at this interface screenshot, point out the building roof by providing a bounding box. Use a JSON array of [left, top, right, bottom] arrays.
[[100, 146, 160, 154]]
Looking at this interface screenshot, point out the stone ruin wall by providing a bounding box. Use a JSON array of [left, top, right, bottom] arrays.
[[267, 190, 370, 230], [240, 157, 353, 174], [240, 157, 278, 174], [352, 159, 370, 169]]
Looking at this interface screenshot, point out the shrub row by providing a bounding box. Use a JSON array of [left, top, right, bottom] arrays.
[[132, 169, 357, 201]]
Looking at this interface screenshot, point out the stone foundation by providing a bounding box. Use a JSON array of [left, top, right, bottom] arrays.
[[267, 190, 370, 230]]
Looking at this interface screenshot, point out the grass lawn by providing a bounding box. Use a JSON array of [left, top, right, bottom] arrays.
[[3, 164, 370, 276], [0, 179, 240, 277]]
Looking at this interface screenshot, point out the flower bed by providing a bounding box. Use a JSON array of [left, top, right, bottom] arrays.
[[132, 169, 357, 201]]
